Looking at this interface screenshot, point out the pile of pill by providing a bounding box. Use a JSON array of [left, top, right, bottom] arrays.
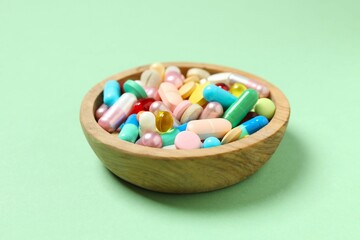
[[95, 63, 276, 149]]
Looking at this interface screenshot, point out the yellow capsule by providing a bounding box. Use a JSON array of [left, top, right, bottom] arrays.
[[230, 83, 247, 97], [155, 111, 174, 132], [188, 82, 210, 106]]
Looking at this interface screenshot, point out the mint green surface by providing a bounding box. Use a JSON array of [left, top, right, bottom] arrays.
[[1, 0, 359, 239]]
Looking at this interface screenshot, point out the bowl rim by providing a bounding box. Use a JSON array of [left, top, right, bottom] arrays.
[[80, 62, 290, 159]]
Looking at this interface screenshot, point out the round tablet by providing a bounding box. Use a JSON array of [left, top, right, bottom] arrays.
[[179, 81, 197, 99], [173, 100, 192, 120], [180, 104, 203, 124], [123, 80, 147, 99], [174, 131, 202, 149], [184, 75, 200, 84], [221, 127, 242, 144], [254, 98, 276, 119]]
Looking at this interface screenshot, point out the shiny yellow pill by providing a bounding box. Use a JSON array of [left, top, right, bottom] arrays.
[[230, 83, 247, 97], [155, 111, 174, 132]]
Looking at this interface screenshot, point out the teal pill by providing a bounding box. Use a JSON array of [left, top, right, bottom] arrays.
[[203, 84, 237, 109], [103, 80, 120, 106], [202, 137, 221, 148], [118, 114, 139, 143], [223, 89, 259, 128], [160, 128, 180, 146], [123, 80, 147, 99]]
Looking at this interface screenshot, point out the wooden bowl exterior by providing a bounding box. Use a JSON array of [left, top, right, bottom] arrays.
[[80, 62, 290, 193]]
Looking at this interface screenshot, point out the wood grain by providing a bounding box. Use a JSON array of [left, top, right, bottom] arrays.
[[80, 62, 290, 193]]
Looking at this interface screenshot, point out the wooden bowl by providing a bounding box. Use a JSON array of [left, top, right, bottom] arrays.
[[80, 62, 290, 193]]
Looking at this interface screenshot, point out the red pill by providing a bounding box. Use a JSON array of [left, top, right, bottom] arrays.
[[215, 83, 230, 91], [129, 98, 155, 115]]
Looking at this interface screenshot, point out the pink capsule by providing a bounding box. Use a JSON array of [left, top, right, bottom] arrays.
[[98, 93, 137, 132], [136, 132, 162, 148], [164, 71, 183, 89], [199, 102, 223, 119], [95, 103, 109, 120]]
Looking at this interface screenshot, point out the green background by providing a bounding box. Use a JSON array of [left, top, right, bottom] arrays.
[[1, 0, 359, 239]]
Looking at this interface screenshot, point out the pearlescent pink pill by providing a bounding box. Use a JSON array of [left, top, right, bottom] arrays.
[[199, 102, 223, 119], [186, 118, 232, 140], [98, 93, 137, 132], [174, 131, 202, 150], [136, 132, 162, 148], [158, 82, 183, 112], [95, 103, 109, 120], [173, 100, 192, 120], [164, 71, 183, 89], [144, 86, 161, 100]]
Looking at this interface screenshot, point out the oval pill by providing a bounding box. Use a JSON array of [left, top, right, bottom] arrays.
[[186, 68, 210, 79], [221, 127, 242, 144], [136, 132, 162, 148], [158, 82, 183, 111], [229, 73, 270, 98], [95, 103, 109, 120], [179, 81, 197, 99], [180, 104, 203, 124], [139, 111, 156, 136], [155, 111, 174, 132], [103, 80, 120, 106], [173, 100, 192, 120], [186, 118, 232, 140], [174, 131, 202, 150]]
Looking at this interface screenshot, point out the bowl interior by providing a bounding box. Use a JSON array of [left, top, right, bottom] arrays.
[[81, 62, 290, 159]]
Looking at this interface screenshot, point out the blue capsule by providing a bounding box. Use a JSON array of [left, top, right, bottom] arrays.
[[103, 80, 121, 106], [118, 114, 139, 143], [203, 84, 237, 109], [239, 115, 269, 138], [176, 122, 188, 132], [202, 137, 221, 148]]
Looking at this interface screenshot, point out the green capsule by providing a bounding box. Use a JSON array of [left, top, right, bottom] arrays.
[[223, 89, 259, 128]]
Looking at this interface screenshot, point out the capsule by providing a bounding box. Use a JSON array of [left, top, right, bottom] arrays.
[[155, 111, 174, 132], [103, 80, 120, 106], [98, 93, 137, 132], [139, 111, 156, 136], [199, 102, 223, 119], [95, 103, 109, 120], [118, 114, 139, 143], [223, 89, 259, 128], [129, 98, 155, 115], [186, 118, 232, 140], [238, 116, 269, 138], [229, 73, 269, 98], [230, 83, 247, 97], [203, 84, 237, 109]]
